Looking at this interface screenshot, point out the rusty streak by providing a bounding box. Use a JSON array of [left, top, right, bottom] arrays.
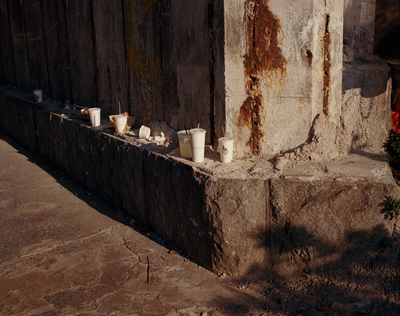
[[238, 0, 287, 154], [243, 0, 287, 82], [306, 48, 313, 66], [323, 14, 330, 117], [145, 0, 158, 12]]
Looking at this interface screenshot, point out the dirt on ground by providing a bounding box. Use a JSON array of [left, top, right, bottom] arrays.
[[214, 230, 399, 316]]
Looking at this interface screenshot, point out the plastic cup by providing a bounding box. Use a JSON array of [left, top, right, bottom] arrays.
[[177, 130, 192, 158], [33, 90, 43, 102], [218, 137, 234, 163], [81, 108, 90, 121], [139, 125, 151, 139], [114, 114, 127, 133], [189, 128, 206, 162], [88, 107, 101, 127]]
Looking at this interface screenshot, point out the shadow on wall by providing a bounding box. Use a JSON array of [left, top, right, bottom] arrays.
[[342, 0, 392, 99], [211, 220, 400, 315], [349, 136, 389, 161], [342, 57, 390, 99]]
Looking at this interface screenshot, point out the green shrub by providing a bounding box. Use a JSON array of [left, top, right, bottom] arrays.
[[384, 131, 400, 161], [382, 237, 393, 248], [381, 196, 400, 220]]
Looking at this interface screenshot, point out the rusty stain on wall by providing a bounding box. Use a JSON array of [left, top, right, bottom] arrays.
[[238, 0, 287, 154], [128, 0, 161, 88], [323, 14, 330, 116], [128, 49, 161, 87], [145, 0, 157, 12]]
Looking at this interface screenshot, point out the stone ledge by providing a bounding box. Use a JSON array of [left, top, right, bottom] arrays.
[[270, 178, 400, 276], [0, 85, 269, 276], [1, 84, 399, 277]]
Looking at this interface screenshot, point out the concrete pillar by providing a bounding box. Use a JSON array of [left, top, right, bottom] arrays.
[[344, 0, 376, 55], [224, 0, 344, 156]]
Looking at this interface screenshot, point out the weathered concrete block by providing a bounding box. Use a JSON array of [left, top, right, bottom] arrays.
[[0, 87, 37, 153], [270, 178, 399, 276], [143, 151, 269, 276], [143, 151, 214, 268], [33, 106, 147, 223], [206, 178, 269, 275], [342, 59, 391, 154]]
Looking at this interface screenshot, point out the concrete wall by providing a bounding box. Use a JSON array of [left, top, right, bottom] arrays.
[[225, 0, 344, 156], [0, 0, 392, 158], [0, 0, 222, 144], [342, 61, 392, 154]]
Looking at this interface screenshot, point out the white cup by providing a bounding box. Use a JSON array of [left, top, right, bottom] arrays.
[[219, 137, 234, 163], [189, 128, 206, 163], [88, 107, 101, 127], [114, 114, 127, 133], [33, 90, 43, 102], [139, 125, 151, 139], [177, 130, 192, 158]]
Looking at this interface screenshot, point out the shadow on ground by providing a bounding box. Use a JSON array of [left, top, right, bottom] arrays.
[[0, 131, 178, 256], [211, 220, 400, 315]]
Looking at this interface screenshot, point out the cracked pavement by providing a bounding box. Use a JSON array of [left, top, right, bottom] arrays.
[[0, 132, 254, 316]]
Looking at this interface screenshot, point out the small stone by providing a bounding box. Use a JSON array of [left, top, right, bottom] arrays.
[[200, 312, 208, 316], [129, 219, 136, 225]]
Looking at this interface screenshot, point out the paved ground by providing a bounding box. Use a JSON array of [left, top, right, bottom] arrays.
[[0, 132, 258, 316], [2, 130, 400, 316]]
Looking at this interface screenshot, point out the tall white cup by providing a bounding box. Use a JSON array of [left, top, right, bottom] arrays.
[[114, 114, 127, 133], [189, 128, 206, 163], [33, 90, 43, 102], [218, 137, 234, 163], [88, 107, 101, 127]]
